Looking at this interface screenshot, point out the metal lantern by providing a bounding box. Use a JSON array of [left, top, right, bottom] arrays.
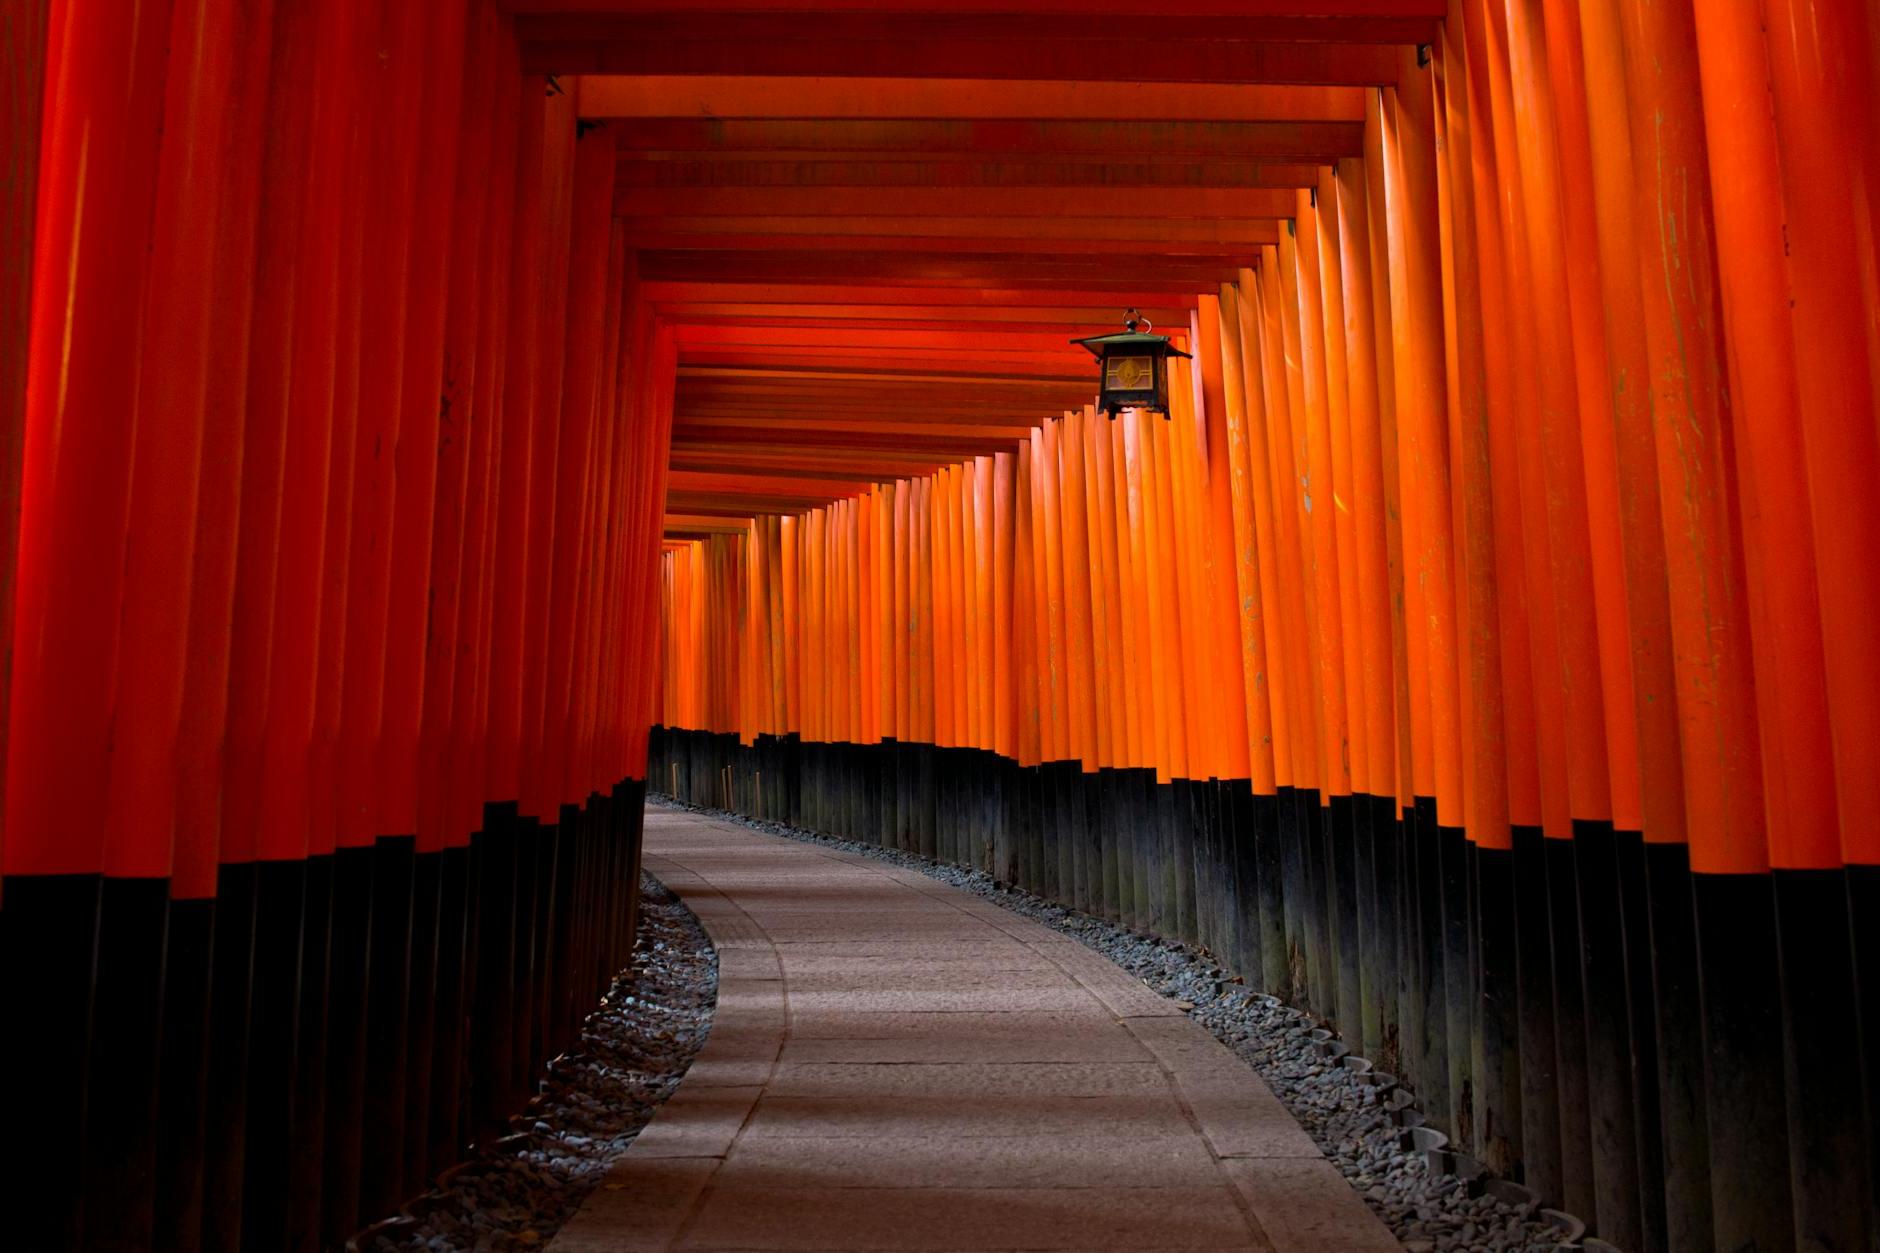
[[1071, 309, 1192, 419]]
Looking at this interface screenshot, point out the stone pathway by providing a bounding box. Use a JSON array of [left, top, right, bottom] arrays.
[[550, 807, 1402, 1253]]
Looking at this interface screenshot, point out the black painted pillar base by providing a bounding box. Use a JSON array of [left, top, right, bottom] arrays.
[[1692, 871, 1791, 1252], [1774, 868, 1872, 1252], [1330, 794, 1362, 1044], [1371, 797, 1402, 1074], [322, 844, 375, 1244], [1614, 830, 1669, 1253], [1511, 826, 1559, 1201], [1250, 790, 1288, 1000], [242, 859, 307, 1253], [0, 874, 102, 1252], [1575, 822, 1642, 1250], [1412, 797, 1448, 1129], [1644, 840, 1714, 1250], [1473, 845, 1522, 1177], [76, 877, 171, 1252], [289, 853, 333, 1253], [154, 893, 215, 1253], [1852, 864, 1880, 1253], [360, 835, 415, 1221], [1547, 834, 1593, 1222], [469, 808, 518, 1147], [1439, 818, 1471, 1145], [201, 863, 257, 1253]]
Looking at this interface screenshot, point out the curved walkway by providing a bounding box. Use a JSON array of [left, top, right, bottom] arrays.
[[551, 807, 1401, 1253]]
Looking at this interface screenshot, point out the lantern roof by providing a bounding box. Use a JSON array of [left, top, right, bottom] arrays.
[[1069, 328, 1193, 359], [1071, 311, 1192, 361]]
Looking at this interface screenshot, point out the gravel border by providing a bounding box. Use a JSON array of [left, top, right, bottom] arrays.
[[652, 795, 1584, 1253], [361, 871, 718, 1253]]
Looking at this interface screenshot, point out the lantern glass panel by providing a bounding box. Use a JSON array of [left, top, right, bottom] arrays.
[[1104, 355, 1156, 391]]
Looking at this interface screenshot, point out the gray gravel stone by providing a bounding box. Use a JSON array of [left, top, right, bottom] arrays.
[[368, 872, 718, 1253]]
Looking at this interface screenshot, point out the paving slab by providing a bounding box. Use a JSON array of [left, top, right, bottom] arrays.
[[778, 1011, 1152, 1064], [1218, 1159, 1406, 1253], [706, 1133, 1224, 1190], [678, 1184, 1263, 1250], [550, 807, 1399, 1253]]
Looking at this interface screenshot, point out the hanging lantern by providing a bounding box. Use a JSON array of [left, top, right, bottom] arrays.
[[1070, 308, 1191, 419]]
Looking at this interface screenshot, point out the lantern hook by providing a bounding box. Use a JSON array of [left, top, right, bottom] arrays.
[[1123, 308, 1152, 334]]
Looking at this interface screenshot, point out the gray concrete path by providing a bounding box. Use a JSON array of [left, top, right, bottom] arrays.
[[551, 807, 1402, 1253]]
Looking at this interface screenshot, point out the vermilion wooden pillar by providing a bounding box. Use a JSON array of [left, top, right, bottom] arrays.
[[1428, 6, 1519, 1185], [512, 85, 572, 1092], [0, 0, 46, 1228], [1500, 0, 1605, 1223], [1755, 1, 1880, 1245], [1571, 0, 1696, 1244], [1615, 1, 1788, 1247], [0, 0, 45, 857], [418, 2, 502, 1187], [335, 2, 424, 1236], [93, 1, 242, 1246], [471, 61, 546, 1148], [391, 0, 469, 1210], [1256, 248, 1311, 1010], [533, 117, 613, 1064], [250, 4, 366, 1248], [3, 2, 171, 1248], [445, 2, 522, 1173], [455, 7, 524, 1166], [221, 0, 318, 1245], [1216, 282, 1286, 994], [166, 4, 277, 1250]]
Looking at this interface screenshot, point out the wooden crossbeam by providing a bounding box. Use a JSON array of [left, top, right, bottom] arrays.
[[644, 282, 1204, 310], [615, 159, 1325, 189], [502, 1, 1444, 16], [524, 25, 1407, 83], [576, 77, 1368, 122], [639, 250, 1245, 287], [617, 185, 1296, 218], [601, 119, 1363, 160]]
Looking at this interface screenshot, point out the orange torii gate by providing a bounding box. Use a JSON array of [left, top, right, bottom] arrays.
[[2, 2, 1879, 1252]]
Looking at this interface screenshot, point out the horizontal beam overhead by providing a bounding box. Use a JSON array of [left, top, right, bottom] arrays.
[[669, 468, 882, 494], [676, 369, 1095, 388], [674, 324, 1103, 352], [673, 398, 1079, 419], [662, 514, 757, 537], [524, 23, 1409, 83], [677, 414, 1043, 433], [502, 1, 1444, 16], [674, 384, 1080, 403], [675, 358, 1100, 379], [675, 351, 1091, 377], [616, 185, 1299, 218], [520, 12, 1433, 44], [665, 489, 861, 507], [616, 158, 1326, 189], [659, 307, 1193, 329], [639, 250, 1247, 287], [602, 118, 1365, 161], [624, 221, 1278, 261], [576, 76, 1369, 121], [643, 282, 1204, 309]]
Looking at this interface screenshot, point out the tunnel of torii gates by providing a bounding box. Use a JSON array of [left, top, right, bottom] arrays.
[[0, 0, 1878, 1250]]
